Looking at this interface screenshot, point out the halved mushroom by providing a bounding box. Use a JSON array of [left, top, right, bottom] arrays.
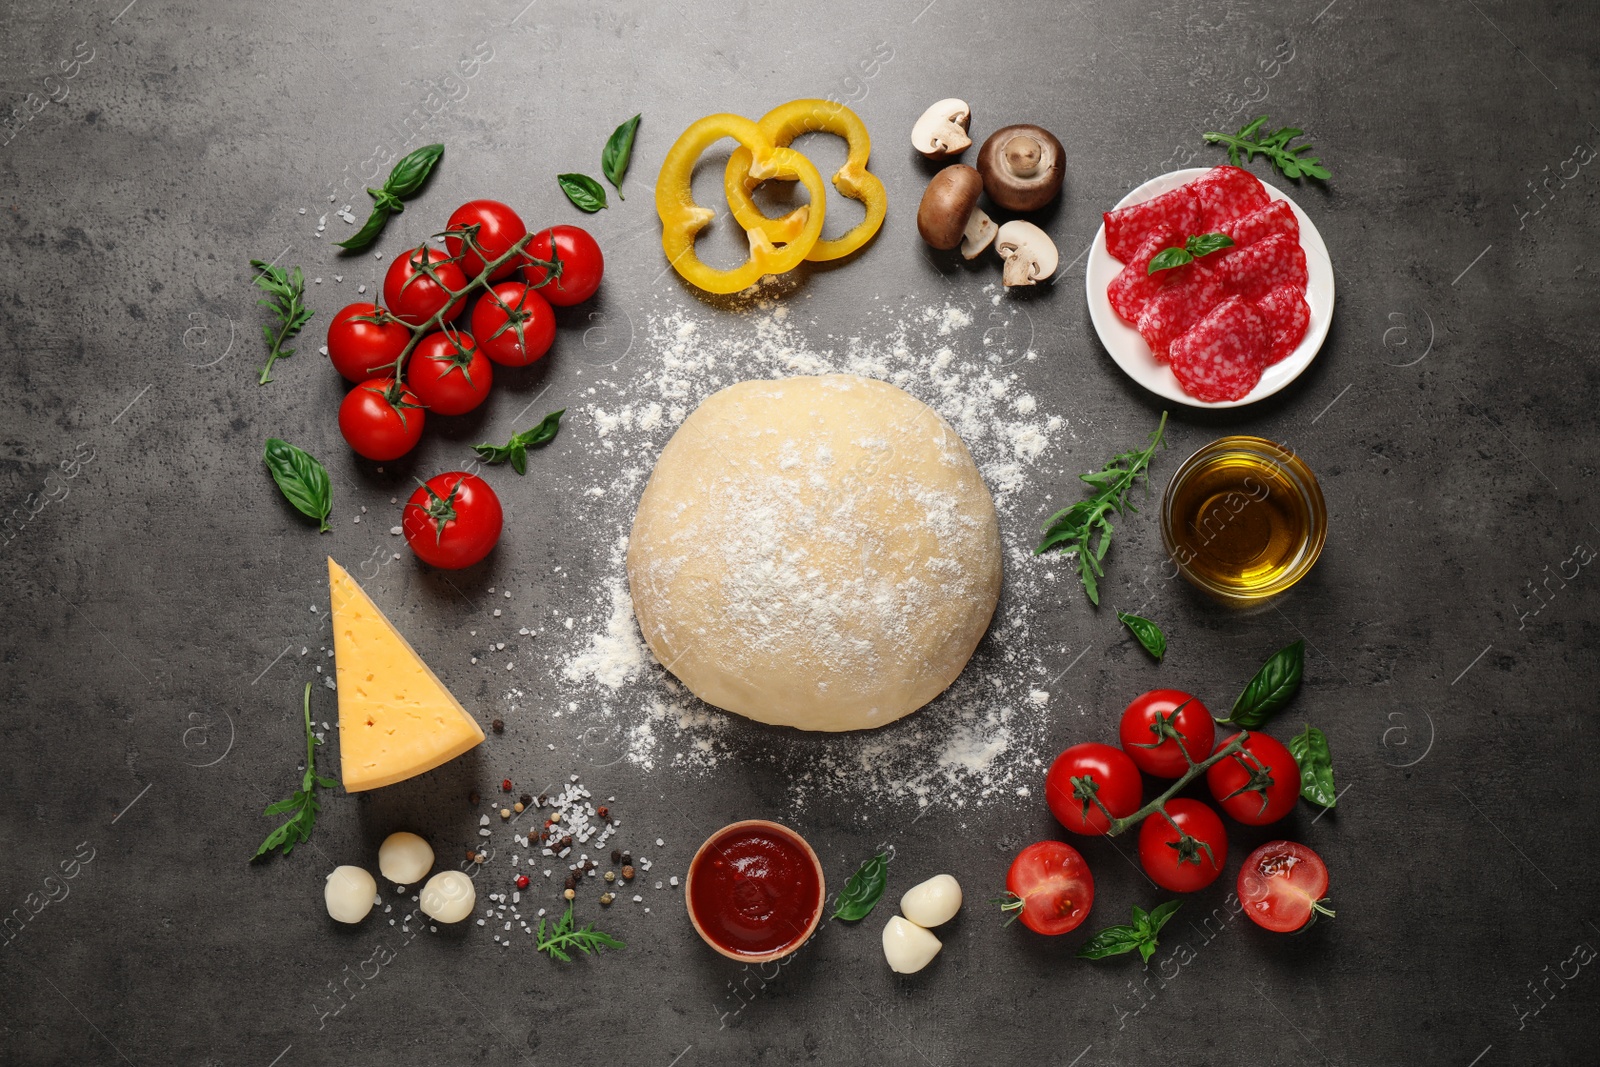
[[917, 164, 997, 258], [976, 124, 1065, 212], [911, 98, 973, 159], [995, 220, 1058, 287]]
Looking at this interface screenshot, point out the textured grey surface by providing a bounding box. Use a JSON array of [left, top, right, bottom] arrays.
[[2, 1, 1598, 1065]]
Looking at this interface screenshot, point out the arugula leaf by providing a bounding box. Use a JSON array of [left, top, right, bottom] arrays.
[[1222, 639, 1305, 728], [252, 684, 338, 860], [1035, 412, 1168, 605], [1117, 612, 1166, 661], [473, 409, 564, 476], [1286, 723, 1337, 807], [1077, 900, 1182, 963], [535, 904, 625, 962], [1203, 115, 1330, 181], [337, 143, 445, 250], [262, 438, 332, 532], [832, 852, 888, 922], [601, 114, 641, 199], [558, 173, 608, 213], [1147, 233, 1235, 275], [249, 259, 314, 385]]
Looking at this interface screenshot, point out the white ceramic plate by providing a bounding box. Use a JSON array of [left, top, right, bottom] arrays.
[[1084, 167, 1334, 409]]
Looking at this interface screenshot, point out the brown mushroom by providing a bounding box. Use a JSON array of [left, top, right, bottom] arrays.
[[917, 165, 998, 258], [976, 124, 1065, 212]]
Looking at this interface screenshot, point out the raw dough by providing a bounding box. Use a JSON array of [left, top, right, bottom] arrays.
[[627, 374, 1001, 732]]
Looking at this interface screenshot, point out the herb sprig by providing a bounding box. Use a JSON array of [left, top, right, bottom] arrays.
[[1147, 233, 1234, 275], [473, 409, 564, 475], [338, 143, 445, 251], [252, 683, 338, 860], [1077, 901, 1182, 962], [1204, 115, 1330, 181], [535, 904, 625, 961], [250, 259, 314, 385]]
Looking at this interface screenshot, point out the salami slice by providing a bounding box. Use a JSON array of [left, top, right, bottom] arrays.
[[1168, 296, 1270, 402], [1190, 166, 1270, 230], [1108, 231, 1182, 323], [1104, 187, 1200, 263], [1136, 264, 1225, 362], [1255, 285, 1310, 365], [1218, 200, 1299, 250], [1216, 233, 1307, 301]]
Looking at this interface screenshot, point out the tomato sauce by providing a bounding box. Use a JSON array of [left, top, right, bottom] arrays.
[[687, 822, 823, 959]]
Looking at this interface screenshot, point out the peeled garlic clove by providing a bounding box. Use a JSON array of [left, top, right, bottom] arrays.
[[324, 865, 377, 924], [378, 831, 434, 885], [882, 914, 942, 974], [419, 870, 476, 924], [900, 874, 963, 929]]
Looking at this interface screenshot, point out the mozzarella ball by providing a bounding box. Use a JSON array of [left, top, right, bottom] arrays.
[[378, 832, 434, 885], [324, 866, 377, 924], [900, 874, 963, 929], [419, 870, 476, 924], [882, 915, 942, 974]]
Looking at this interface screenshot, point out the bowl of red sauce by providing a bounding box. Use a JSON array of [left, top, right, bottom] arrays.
[[685, 820, 826, 963]]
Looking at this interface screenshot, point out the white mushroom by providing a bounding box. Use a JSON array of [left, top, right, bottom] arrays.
[[961, 212, 998, 260], [900, 874, 963, 928], [911, 99, 973, 159], [324, 866, 377, 924], [882, 915, 943, 974], [995, 220, 1059, 287]]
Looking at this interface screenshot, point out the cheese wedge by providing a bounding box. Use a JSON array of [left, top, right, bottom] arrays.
[[327, 558, 485, 791]]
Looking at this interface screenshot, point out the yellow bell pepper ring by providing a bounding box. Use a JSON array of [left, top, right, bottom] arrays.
[[723, 99, 888, 262], [655, 113, 828, 295]]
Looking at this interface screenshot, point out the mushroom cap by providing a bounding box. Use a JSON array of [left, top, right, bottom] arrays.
[[917, 164, 984, 251], [976, 124, 1065, 212], [911, 98, 973, 159], [995, 220, 1059, 286]]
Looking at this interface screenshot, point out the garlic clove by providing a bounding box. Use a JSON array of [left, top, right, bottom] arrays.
[[882, 914, 943, 974], [900, 873, 963, 928]]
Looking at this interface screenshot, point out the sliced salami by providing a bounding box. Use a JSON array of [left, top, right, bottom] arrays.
[[1104, 187, 1200, 263], [1190, 166, 1270, 230], [1136, 264, 1225, 362], [1216, 233, 1307, 301], [1108, 231, 1183, 323], [1218, 200, 1299, 250], [1255, 285, 1311, 364], [1168, 296, 1270, 402]]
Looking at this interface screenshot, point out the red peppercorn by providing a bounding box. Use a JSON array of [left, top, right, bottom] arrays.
[[515, 874, 530, 890], [501, 779, 513, 792]]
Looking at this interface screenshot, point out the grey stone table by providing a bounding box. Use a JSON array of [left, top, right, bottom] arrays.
[[2, 1, 1596, 1065]]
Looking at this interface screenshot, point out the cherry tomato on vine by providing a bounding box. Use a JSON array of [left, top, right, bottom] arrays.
[[1206, 731, 1301, 826], [402, 472, 503, 570], [522, 224, 603, 306], [383, 246, 467, 326], [1118, 689, 1215, 778], [445, 200, 528, 281], [405, 329, 492, 416], [1238, 840, 1332, 933], [1001, 841, 1094, 935], [326, 302, 410, 383], [1046, 742, 1143, 835], [1137, 798, 1228, 893], [470, 281, 556, 367], [338, 378, 425, 461]]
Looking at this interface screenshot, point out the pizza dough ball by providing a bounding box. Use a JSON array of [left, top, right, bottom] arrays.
[[378, 832, 434, 885], [419, 870, 476, 924], [627, 375, 1001, 732], [324, 866, 377, 924]]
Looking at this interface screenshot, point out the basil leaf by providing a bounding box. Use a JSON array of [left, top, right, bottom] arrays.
[[509, 444, 527, 476], [262, 438, 331, 532], [1225, 639, 1304, 728], [515, 409, 564, 448], [601, 113, 641, 198], [474, 410, 564, 475], [1185, 232, 1236, 258], [385, 143, 444, 198], [336, 203, 394, 251], [1147, 247, 1194, 274], [1077, 901, 1181, 963], [1117, 611, 1166, 661], [831, 852, 887, 922], [558, 173, 608, 213], [1286, 723, 1337, 808]]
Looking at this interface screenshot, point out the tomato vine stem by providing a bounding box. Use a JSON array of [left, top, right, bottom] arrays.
[[1102, 731, 1249, 838]]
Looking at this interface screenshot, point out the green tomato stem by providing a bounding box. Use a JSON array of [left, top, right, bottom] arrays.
[[1104, 730, 1249, 837]]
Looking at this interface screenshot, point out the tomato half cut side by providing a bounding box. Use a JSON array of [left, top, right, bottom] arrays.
[[1002, 840, 1094, 935], [1238, 840, 1332, 932]]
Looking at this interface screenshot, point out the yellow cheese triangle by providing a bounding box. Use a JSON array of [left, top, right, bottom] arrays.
[[327, 557, 485, 792]]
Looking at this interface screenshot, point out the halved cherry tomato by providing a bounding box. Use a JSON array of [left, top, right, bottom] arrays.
[[383, 246, 467, 326], [405, 328, 492, 416], [522, 224, 603, 306], [338, 378, 424, 461], [445, 200, 528, 281], [403, 471, 503, 569], [1119, 689, 1215, 778], [1238, 840, 1332, 932], [1206, 731, 1301, 826], [470, 281, 556, 366], [1046, 742, 1143, 835], [1137, 798, 1228, 893], [1002, 840, 1094, 935], [326, 302, 411, 383]]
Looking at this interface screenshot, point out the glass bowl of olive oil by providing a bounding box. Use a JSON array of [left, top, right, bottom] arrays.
[[1160, 436, 1327, 604]]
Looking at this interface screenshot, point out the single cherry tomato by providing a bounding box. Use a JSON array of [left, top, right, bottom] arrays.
[[445, 200, 528, 281], [383, 246, 468, 326], [1238, 840, 1333, 932], [522, 224, 603, 306], [405, 328, 492, 416], [470, 281, 556, 366], [338, 378, 425, 461], [1002, 840, 1094, 935], [1206, 731, 1302, 826], [1119, 689, 1215, 778], [1137, 798, 1228, 893], [1046, 742, 1143, 835], [326, 302, 411, 383], [403, 472, 503, 569]]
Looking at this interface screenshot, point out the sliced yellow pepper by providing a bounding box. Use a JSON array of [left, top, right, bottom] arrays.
[[723, 99, 886, 262], [655, 113, 827, 295]]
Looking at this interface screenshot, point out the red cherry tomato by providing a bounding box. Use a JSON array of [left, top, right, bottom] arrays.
[[405, 329, 492, 416], [1119, 689, 1215, 778], [1206, 731, 1302, 826], [522, 225, 603, 306], [1238, 840, 1332, 932], [383, 246, 467, 326], [445, 200, 528, 281], [403, 472, 503, 569], [1003, 841, 1094, 935], [338, 378, 424, 461], [1137, 798, 1228, 893], [470, 281, 556, 366], [1046, 742, 1143, 835], [326, 302, 411, 383]]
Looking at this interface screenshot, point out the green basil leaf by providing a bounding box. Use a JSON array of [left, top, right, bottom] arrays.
[[475, 411, 564, 475], [601, 113, 641, 197], [1286, 723, 1337, 807], [1147, 246, 1194, 274], [262, 438, 331, 532], [1077, 900, 1181, 963], [384, 143, 444, 198], [1185, 232, 1236, 258], [831, 852, 887, 921], [557, 173, 608, 213], [336, 204, 394, 251], [514, 408, 565, 449], [1117, 611, 1166, 661], [1147, 898, 1182, 933], [1226, 639, 1304, 728], [509, 444, 527, 476]]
